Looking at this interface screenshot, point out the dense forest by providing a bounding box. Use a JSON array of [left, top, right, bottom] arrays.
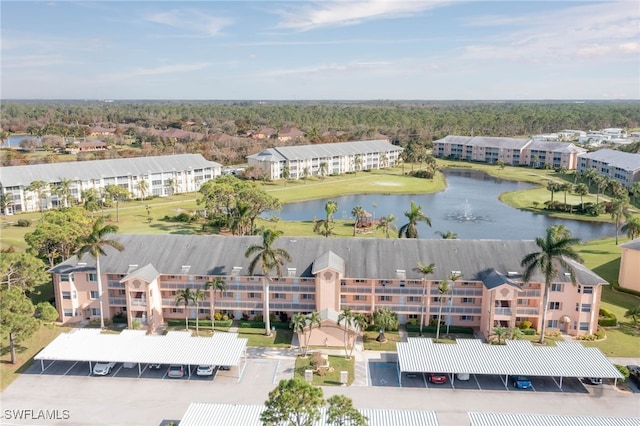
[[1, 100, 639, 165]]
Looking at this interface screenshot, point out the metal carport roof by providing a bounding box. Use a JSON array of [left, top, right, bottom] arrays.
[[34, 329, 247, 368], [397, 338, 622, 379], [180, 403, 439, 426], [468, 412, 640, 426]]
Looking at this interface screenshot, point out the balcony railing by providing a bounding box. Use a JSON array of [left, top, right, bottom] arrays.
[[429, 306, 482, 315], [494, 307, 512, 316], [521, 290, 541, 297], [131, 299, 147, 307], [108, 280, 125, 289], [516, 308, 539, 316], [109, 297, 126, 306]]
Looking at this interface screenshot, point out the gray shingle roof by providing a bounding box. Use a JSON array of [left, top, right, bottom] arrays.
[[247, 140, 401, 162], [528, 140, 586, 153], [119, 264, 160, 283], [0, 154, 221, 187], [51, 235, 607, 286], [579, 149, 640, 172], [621, 238, 640, 251]]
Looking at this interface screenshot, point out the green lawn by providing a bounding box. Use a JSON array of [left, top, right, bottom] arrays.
[[237, 327, 294, 348], [362, 330, 401, 351], [294, 354, 354, 386]]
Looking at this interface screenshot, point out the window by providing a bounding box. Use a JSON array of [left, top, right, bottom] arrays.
[[378, 295, 391, 302], [90, 291, 98, 299], [547, 319, 558, 328], [460, 316, 474, 321], [581, 304, 591, 313], [273, 293, 285, 299], [576, 303, 580, 312], [551, 283, 564, 292], [60, 274, 70, 282], [172, 308, 182, 313], [199, 308, 209, 314], [63, 309, 73, 317], [222, 292, 233, 298], [62, 291, 71, 300], [249, 292, 259, 299], [517, 299, 526, 305], [549, 302, 561, 310], [354, 295, 367, 302], [407, 296, 420, 302], [579, 322, 589, 331], [301, 294, 314, 300], [583, 286, 593, 294], [87, 273, 97, 281], [91, 308, 100, 316], [462, 297, 475, 304]]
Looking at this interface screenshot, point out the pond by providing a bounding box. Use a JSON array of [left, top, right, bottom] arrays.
[[269, 170, 616, 241]]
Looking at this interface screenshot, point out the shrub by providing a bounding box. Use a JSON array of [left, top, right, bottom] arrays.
[[405, 323, 474, 334], [15, 219, 31, 227], [253, 315, 263, 322], [612, 281, 640, 298], [544, 329, 561, 338], [112, 312, 127, 324], [595, 327, 606, 339], [214, 312, 223, 321], [406, 319, 418, 326], [279, 312, 289, 323], [518, 320, 532, 330], [598, 308, 617, 327], [615, 364, 630, 381], [521, 328, 536, 335]]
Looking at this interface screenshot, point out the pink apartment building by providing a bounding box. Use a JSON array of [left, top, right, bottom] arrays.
[[50, 235, 606, 339]]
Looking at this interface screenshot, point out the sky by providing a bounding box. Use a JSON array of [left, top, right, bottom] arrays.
[[1, 0, 639, 100]]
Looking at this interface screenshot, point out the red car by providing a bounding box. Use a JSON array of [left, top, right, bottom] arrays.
[[428, 373, 448, 384]]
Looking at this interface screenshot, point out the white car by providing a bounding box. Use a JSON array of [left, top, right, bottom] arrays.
[[196, 365, 214, 376], [93, 362, 116, 376]]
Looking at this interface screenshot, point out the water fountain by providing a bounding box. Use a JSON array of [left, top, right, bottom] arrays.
[[446, 199, 488, 223]]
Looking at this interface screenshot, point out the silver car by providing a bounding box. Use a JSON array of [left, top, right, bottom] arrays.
[[93, 362, 116, 376]]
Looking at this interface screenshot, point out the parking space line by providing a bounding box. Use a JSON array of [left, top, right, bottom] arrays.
[[272, 360, 280, 384], [237, 360, 248, 383], [41, 360, 55, 374], [422, 373, 428, 388], [531, 383, 536, 392], [112, 365, 123, 376], [64, 362, 78, 376]]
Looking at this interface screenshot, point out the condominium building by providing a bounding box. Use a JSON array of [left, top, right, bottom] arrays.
[[577, 149, 640, 188], [50, 235, 606, 339], [246, 140, 403, 180], [618, 239, 640, 293], [0, 154, 221, 214], [433, 135, 586, 169]]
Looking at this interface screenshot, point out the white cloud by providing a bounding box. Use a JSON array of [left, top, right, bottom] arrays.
[[272, 0, 450, 32], [101, 63, 212, 81], [145, 9, 233, 37], [2, 54, 67, 68]]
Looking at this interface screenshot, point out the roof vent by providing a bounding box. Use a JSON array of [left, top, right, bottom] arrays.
[[231, 266, 242, 276], [181, 265, 191, 274], [507, 271, 519, 277], [564, 272, 572, 277], [451, 270, 462, 275], [287, 267, 296, 277], [396, 269, 406, 280], [77, 262, 87, 267], [127, 264, 138, 273]]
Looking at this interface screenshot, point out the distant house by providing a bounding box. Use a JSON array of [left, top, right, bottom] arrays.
[[246, 140, 403, 180], [89, 126, 115, 137], [277, 126, 305, 142], [618, 239, 640, 293], [577, 149, 640, 188], [0, 154, 221, 214], [252, 127, 275, 140], [79, 140, 108, 151]]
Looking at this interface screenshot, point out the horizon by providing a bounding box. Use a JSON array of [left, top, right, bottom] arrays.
[[2, 1, 639, 100]]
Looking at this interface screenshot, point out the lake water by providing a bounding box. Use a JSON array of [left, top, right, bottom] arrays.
[[4, 135, 39, 147], [269, 170, 616, 241]]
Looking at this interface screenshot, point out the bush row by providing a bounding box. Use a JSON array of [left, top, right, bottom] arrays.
[[598, 308, 618, 327], [238, 321, 290, 329], [612, 281, 640, 298], [405, 323, 474, 334], [521, 328, 537, 335], [167, 319, 233, 328]]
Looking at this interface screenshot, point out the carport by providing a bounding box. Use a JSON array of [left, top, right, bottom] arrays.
[[397, 338, 623, 390], [468, 412, 640, 426], [34, 329, 247, 377]]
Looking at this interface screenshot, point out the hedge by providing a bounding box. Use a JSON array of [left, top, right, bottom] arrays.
[[598, 308, 617, 327], [521, 328, 537, 335], [405, 323, 474, 335], [612, 281, 640, 298], [167, 319, 233, 328], [238, 321, 290, 329]]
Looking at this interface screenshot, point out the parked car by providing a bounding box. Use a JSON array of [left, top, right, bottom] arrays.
[[148, 363, 162, 370], [627, 365, 640, 386], [586, 377, 602, 385], [93, 362, 116, 376], [123, 362, 135, 369], [511, 375, 532, 389], [456, 372, 470, 381], [196, 365, 214, 376], [219, 366, 230, 371], [428, 373, 448, 384], [167, 365, 185, 378]]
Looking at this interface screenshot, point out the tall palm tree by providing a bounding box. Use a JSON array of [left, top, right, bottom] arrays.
[[76, 217, 124, 329], [165, 178, 177, 199], [192, 289, 206, 335], [521, 226, 582, 343], [621, 216, 640, 241], [319, 162, 328, 179], [610, 197, 629, 245], [305, 311, 322, 357], [435, 230, 458, 239], [137, 177, 148, 200], [325, 200, 338, 223], [574, 183, 589, 211], [54, 177, 73, 208], [436, 272, 462, 341], [413, 262, 436, 336], [205, 277, 226, 333], [379, 152, 388, 170], [290, 313, 307, 355], [349, 313, 368, 359], [376, 213, 397, 238], [398, 201, 431, 238], [245, 229, 292, 336], [26, 180, 48, 216], [351, 205, 365, 236], [175, 288, 195, 331], [338, 308, 354, 359], [353, 156, 362, 175]]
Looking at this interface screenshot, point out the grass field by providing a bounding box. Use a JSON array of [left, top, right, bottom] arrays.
[[294, 354, 354, 386]]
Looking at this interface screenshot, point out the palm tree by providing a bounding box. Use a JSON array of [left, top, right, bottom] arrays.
[[491, 326, 509, 344], [351, 205, 365, 236], [137, 177, 148, 200], [305, 311, 322, 357], [192, 289, 206, 335], [546, 181, 560, 204], [54, 177, 73, 208], [521, 226, 582, 343], [290, 313, 307, 355], [26, 180, 48, 215], [337, 308, 354, 359], [436, 273, 462, 341], [574, 183, 589, 211], [373, 307, 399, 343], [281, 165, 290, 185], [621, 216, 640, 241], [165, 178, 177, 199], [610, 197, 629, 245], [175, 288, 195, 331], [510, 327, 525, 340], [319, 162, 328, 179], [205, 277, 226, 333], [302, 167, 310, 183], [435, 230, 458, 239], [325, 200, 338, 223], [379, 152, 388, 170], [559, 183, 572, 207], [76, 218, 124, 329], [398, 201, 431, 238], [376, 213, 397, 238], [353, 156, 362, 175], [349, 313, 368, 359], [593, 174, 607, 205], [624, 304, 640, 326], [245, 229, 292, 336], [412, 262, 436, 336]]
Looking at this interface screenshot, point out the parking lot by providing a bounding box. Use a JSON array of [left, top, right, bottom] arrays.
[[369, 362, 593, 394]]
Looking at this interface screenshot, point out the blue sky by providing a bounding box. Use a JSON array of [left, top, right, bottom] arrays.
[[2, 1, 639, 100]]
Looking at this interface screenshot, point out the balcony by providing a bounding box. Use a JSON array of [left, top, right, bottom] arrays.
[[131, 299, 147, 307], [521, 290, 541, 297], [109, 297, 126, 306], [494, 307, 512, 316], [516, 308, 539, 316]]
